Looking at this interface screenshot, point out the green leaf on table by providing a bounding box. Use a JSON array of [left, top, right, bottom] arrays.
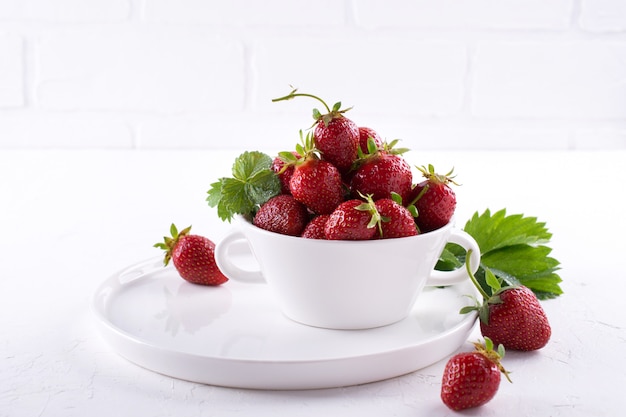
[[463, 209, 552, 253], [436, 208, 563, 300], [206, 151, 281, 222]]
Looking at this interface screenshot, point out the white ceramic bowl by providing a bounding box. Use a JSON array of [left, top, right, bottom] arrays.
[[215, 216, 481, 330]]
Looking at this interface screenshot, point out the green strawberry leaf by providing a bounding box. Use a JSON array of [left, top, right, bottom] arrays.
[[463, 209, 552, 253], [207, 151, 281, 222], [435, 246, 464, 271], [436, 209, 562, 300]]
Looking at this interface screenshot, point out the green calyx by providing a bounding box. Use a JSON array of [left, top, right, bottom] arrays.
[[416, 164, 459, 186], [277, 130, 319, 172], [153, 223, 191, 266], [474, 337, 512, 383], [356, 137, 410, 160], [271, 86, 353, 127], [355, 192, 388, 237], [351, 138, 411, 175]]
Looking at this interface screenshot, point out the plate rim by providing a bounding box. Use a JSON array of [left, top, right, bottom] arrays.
[[91, 257, 478, 389]]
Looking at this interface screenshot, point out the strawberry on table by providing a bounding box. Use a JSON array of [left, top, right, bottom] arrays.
[[462, 250, 552, 351], [154, 224, 228, 286], [408, 164, 458, 232], [441, 338, 511, 411], [272, 88, 359, 174], [253, 194, 309, 236]]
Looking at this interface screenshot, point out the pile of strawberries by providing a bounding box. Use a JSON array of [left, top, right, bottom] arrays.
[[256, 89, 457, 240]]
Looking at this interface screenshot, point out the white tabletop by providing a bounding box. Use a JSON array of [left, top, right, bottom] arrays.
[[1, 149, 624, 416]]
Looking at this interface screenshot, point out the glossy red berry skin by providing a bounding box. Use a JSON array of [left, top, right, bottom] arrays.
[[301, 215, 330, 239], [172, 235, 228, 286], [481, 286, 552, 351], [324, 200, 377, 241], [350, 152, 413, 203], [314, 117, 359, 174], [374, 198, 418, 238], [289, 158, 344, 215], [253, 194, 309, 236], [440, 352, 501, 411], [358, 126, 383, 154], [410, 179, 456, 232]]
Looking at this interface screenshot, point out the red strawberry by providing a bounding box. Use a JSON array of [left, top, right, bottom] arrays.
[[271, 151, 299, 194], [301, 214, 330, 239], [375, 197, 418, 238], [253, 194, 309, 236], [408, 164, 458, 232], [350, 141, 413, 203], [154, 224, 228, 286], [463, 251, 552, 351], [479, 285, 552, 351], [358, 126, 383, 154], [324, 199, 378, 240], [289, 157, 344, 215], [277, 130, 345, 215], [314, 116, 359, 173], [272, 88, 359, 173], [441, 338, 510, 411]]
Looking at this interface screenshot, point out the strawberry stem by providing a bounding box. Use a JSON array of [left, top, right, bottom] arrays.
[[465, 249, 490, 300], [272, 88, 331, 113], [407, 183, 429, 207]]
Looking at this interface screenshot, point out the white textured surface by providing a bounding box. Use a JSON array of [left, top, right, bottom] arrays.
[[1, 149, 624, 416], [0, 0, 625, 150]]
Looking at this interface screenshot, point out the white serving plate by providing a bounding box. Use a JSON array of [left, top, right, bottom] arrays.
[[92, 257, 478, 390]]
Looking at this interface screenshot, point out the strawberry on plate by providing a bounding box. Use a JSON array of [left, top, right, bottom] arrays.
[[441, 338, 511, 411], [462, 250, 552, 351], [154, 224, 228, 286], [478, 285, 552, 351]]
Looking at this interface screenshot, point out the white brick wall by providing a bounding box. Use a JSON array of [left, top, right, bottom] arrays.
[[0, 0, 624, 150]]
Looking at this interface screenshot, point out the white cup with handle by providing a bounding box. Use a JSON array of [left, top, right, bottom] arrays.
[[215, 215, 480, 330]]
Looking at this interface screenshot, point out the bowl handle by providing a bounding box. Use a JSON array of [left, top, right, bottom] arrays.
[[215, 230, 266, 284], [427, 229, 481, 287]]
